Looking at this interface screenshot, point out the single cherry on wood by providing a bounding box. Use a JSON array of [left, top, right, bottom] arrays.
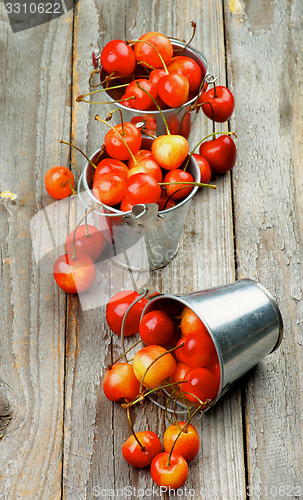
[[44, 166, 76, 200], [199, 134, 237, 174]]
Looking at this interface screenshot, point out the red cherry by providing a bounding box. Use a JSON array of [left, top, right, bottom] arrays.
[[104, 122, 142, 161], [181, 306, 207, 336], [124, 79, 158, 111], [122, 431, 162, 468], [150, 452, 188, 489], [179, 330, 218, 369], [184, 367, 220, 404], [163, 169, 194, 200], [53, 253, 96, 294], [199, 134, 237, 174], [106, 290, 148, 337], [168, 112, 191, 139], [201, 86, 235, 122], [134, 32, 173, 69], [139, 310, 174, 346], [192, 153, 212, 184], [157, 73, 189, 108], [92, 172, 126, 207], [149, 68, 167, 87], [167, 56, 203, 94], [94, 158, 129, 181], [65, 224, 104, 261], [44, 166, 75, 199], [163, 422, 200, 462], [125, 173, 161, 205], [101, 40, 136, 77], [170, 362, 190, 393], [102, 363, 140, 402], [130, 116, 157, 134], [120, 94, 134, 108]]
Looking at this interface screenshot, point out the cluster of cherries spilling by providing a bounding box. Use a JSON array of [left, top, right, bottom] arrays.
[[103, 289, 220, 489]]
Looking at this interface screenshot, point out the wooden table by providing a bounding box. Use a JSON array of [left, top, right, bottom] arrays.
[[1, 0, 303, 498]]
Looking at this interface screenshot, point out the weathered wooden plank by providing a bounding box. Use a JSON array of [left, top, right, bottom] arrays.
[[224, 0, 303, 495], [0, 7, 73, 499], [65, 1, 245, 499]]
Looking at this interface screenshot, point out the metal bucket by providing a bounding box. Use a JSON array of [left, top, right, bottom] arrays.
[[140, 279, 283, 408], [96, 40, 208, 144], [78, 136, 201, 271]]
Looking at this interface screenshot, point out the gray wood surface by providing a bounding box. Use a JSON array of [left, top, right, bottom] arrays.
[[0, 0, 302, 499]]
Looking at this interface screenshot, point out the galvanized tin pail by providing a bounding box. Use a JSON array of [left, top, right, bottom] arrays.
[[96, 40, 208, 144], [140, 279, 283, 409], [78, 136, 201, 271]]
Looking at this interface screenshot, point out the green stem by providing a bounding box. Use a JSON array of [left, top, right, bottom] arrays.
[[95, 115, 138, 165], [61, 178, 77, 195], [119, 289, 148, 362], [60, 140, 98, 170], [126, 39, 169, 74], [126, 407, 146, 450], [76, 83, 129, 101], [136, 82, 170, 135], [159, 181, 217, 190]]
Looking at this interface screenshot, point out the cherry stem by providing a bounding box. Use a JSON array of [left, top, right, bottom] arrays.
[[120, 289, 149, 362], [84, 208, 89, 237], [95, 115, 138, 165], [60, 140, 98, 171], [138, 344, 183, 396], [194, 100, 216, 136], [76, 82, 129, 101], [126, 407, 146, 451], [125, 379, 188, 408], [183, 21, 197, 50], [71, 206, 96, 260], [159, 181, 217, 190], [78, 97, 135, 106], [126, 39, 169, 74], [88, 68, 102, 88], [107, 339, 142, 369], [166, 400, 204, 467], [61, 178, 77, 196], [163, 186, 192, 208], [136, 82, 170, 135]]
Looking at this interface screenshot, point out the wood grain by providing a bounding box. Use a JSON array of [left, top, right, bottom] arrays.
[[0, 7, 73, 499], [225, 0, 303, 495]]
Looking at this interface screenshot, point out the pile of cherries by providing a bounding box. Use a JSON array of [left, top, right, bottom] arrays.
[[103, 289, 220, 489]]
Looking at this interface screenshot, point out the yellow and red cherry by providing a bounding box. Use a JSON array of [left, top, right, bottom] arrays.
[[106, 290, 148, 337], [192, 153, 212, 184], [149, 68, 167, 87], [100, 39, 136, 77], [102, 363, 140, 402], [167, 55, 203, 94], [170, 362, 190, 393], [127, 158, 163, 183], [44, 166, 75, 199], [199, 134, 237, 174], [133, 345, 176, 389], [201, 85, 235, 123], [150, 452, 188, 489], [139, 310, 174, 346], [120, 197, 134, 212], [181, 306, 207, 336], [124, 172, 161, 205], [53, 253, 96, 294], [163, 169, 194, 200], [104, 122, 142, 161], [134, 32, 173, 69], [92, 172, 126, 207], [65, 224, 104, 262], [151, 135, 189, 170], [163, 422, 200, 462], [184, 367, 220, 403], [122, 431, 162, 468]]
